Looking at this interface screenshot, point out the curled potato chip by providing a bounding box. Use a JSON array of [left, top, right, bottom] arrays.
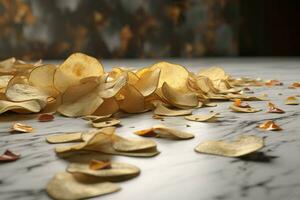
[[195, 135, 264, 157], [267, 102, 285, 113], [97, 73, 127, 99], [0, 99, 42, 114], [67, 161, 140, 178], [162, 82, 198, 109], [46, 132, 83, 144], [46, 172, 120, 200], [0, 75, 13, 90], [153, 101, 192, 116], [229, 104, 261, 113], [112, 135, 157, 152], [93, 98, 119, 116], [89, 160, 111, 170], [91, 118, 121, 128], [285, 96, 299, 105], [134, 128, 156, 137], [257, 120, 282, 131], [38, 113, 54, 122], [0, 149, 20, 162], [198, 66, 228, 81], [134, 68, 160, 97], [11, 122, 33, 133], [118, 84, 145, 113], [54, 53, 104, 93], [184, 112, 219, 122]]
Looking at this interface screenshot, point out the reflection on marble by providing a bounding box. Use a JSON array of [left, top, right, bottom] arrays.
[[1, 58, 300, 200]]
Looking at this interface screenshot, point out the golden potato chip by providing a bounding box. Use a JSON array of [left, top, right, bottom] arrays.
[[198, 66, 228, 81], [0, 149, 20, 162], [134, 128, 156, 137], [93, 98, 119, 116], [267, 102, 285, 113], [118, 84, 146, 113], [46, 132, 83, 144], [0, 99, 42, 114], [28, 64, 59, 97], [81, 114, 112, 122], [89, 160, 111, 170], [265, 79, 283, 86], [67, 162, 140, 178], [257, 120, 282, 131], [153, 101, 192, 116], [152, 125, 194, 139], [184, 112, 219, 122], [38, 113, 54, 122], [233, 99, 250, 108], [0, 75, 13, 90], [285, 96, 299, 105], [229, 104, 261, 113], [11, 122, 33, 133], [91, 118, 121, 128], [161, 82, 198, 109], [54, 53, 104, 93], [97, 73, 127, 99], [46, 172, 120, 200], [288, 82, 300, 89], [112, 135, 157, 152], [195, 135, 264, 157], [134, 68, 160, 97]]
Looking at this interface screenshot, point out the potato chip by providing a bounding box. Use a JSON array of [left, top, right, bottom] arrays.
[[0, 149, 20, 162], [233, 99, 250, 108], [0, 99, 42, 114], [118, 84, 146, 113], [38, 113, 55, 122], [153, 101, 192, 116], [134, 128, 156, 137], [153, 125, 194, 139], [288, 82, 300, 89], [46, 172, 120, 200], [285, 96, 299, 105], [229, 104, 261, 113], [265, 79, 283, 86], [257, 120, 282, 131], [81, 114, 112, 122], [112, 135, 157, 152], [134, 68, 160, 97], [152, 115, 164, 120], [195, 135, 264, 157], [46, 132, 83, 144], [67, 161, 140, 178], [97, 73, 127, 99], [267, 102, 285, 113], [91, 118, 121, 128], [0, 75, 13, 91], [161, 82, 198, 109], [93, 98, 119, 116], [89, 160, 111, 170], [11, 122, 33, 133], [54, 53, 104, 93], [198, 66, 228, 81], [184, 112, 219, 122]]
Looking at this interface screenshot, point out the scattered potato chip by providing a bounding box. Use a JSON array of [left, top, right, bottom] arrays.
[[153, 101, 192, 116], [0, 99, 42, 114], [229, 104, 261, 113], [112, 136, 157, 152], [288, 82, 300, 89], [285, 96, 299, 105], [233, 99, 250, 108], [67, 162, 140, 178], [89, 160, 111, 170], [257, 120, 282, 131], [46, 172, 120, 200], [184, 112, 219, 122], [91, 118, 121, 128], [265, 79, 283, 86], [81, 114, 112, 122], [134, 128, 156, 137], [11, 123, 33, 133], [0, 149, 20, 162], [38, 113, 55, 122], [46, 132, 83, 144], [267, 102, 285, 113], [195, 135, 264, 157]]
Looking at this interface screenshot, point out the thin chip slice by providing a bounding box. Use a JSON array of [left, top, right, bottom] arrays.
[[89, 160, 111, 170], [195, 135, 264, 157], [0, 99, 42, 114], [11, 123, 33, 133], [67, 162, 140, 178], [81, 114, 112, 122], [285, 96, 299, 105], [91, 118, 121, 128], [112, 135, 157, 152], [46, 172, 120, 200], [184, 112, 219, 122], [134, 68, 161, 97], [118, 84, 146, 113], [267, 102, 285, 113], [257, 120, 282, 131], [152, 125, 194, 139], [229, 104, 261, 113], [134, 128, 156, 137], [153, 102, 192, 116], [0, 150, 20, 162], [46, 132, 83, 144], [38, 113, 55, 122]]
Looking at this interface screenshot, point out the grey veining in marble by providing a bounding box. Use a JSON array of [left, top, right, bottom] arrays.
[[1, 58, 300, 200]]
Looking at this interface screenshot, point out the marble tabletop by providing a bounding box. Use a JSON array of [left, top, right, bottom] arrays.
[[1, 58, 300, 200]]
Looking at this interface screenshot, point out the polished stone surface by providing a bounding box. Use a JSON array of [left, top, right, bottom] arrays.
[[1, 58, 300, 200]]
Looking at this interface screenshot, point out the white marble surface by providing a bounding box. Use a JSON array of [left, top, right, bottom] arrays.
[[1, 58, 300, 200]]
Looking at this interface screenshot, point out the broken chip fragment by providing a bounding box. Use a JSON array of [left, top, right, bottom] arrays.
[[257, 120, 282, 131], [184, 112, 219, 122], [11, 122, 33, 133], [267, 102, 285, 113], [285, 96, 299, 105], [0, 149, 20, 162]]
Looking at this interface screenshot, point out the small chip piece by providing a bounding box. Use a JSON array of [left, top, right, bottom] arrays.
[[0, 149, 20, 162], [195, 135, 264, 157], [89, 159, 111, 170], [257, 120, 282, 131], [184, 112, 219, 122], [46, 172, 120, 200], [11, 122, 33, 133], [46, 132, 83, 144], [285, 96, 299, 105], [229, 104, 261, 113], [91, 118, 120, 128], [67, 162, 140, 178], [233, 99, 250, 108], [288, 82, 300, 89], [267, 102, 285, 113], [38, 113, 54, 122]]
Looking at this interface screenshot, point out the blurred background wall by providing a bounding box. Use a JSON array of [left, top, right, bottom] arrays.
[[0, 0, 299, 60]]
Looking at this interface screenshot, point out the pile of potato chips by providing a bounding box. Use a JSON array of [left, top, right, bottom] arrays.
[[1, 53, 299, 199]]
